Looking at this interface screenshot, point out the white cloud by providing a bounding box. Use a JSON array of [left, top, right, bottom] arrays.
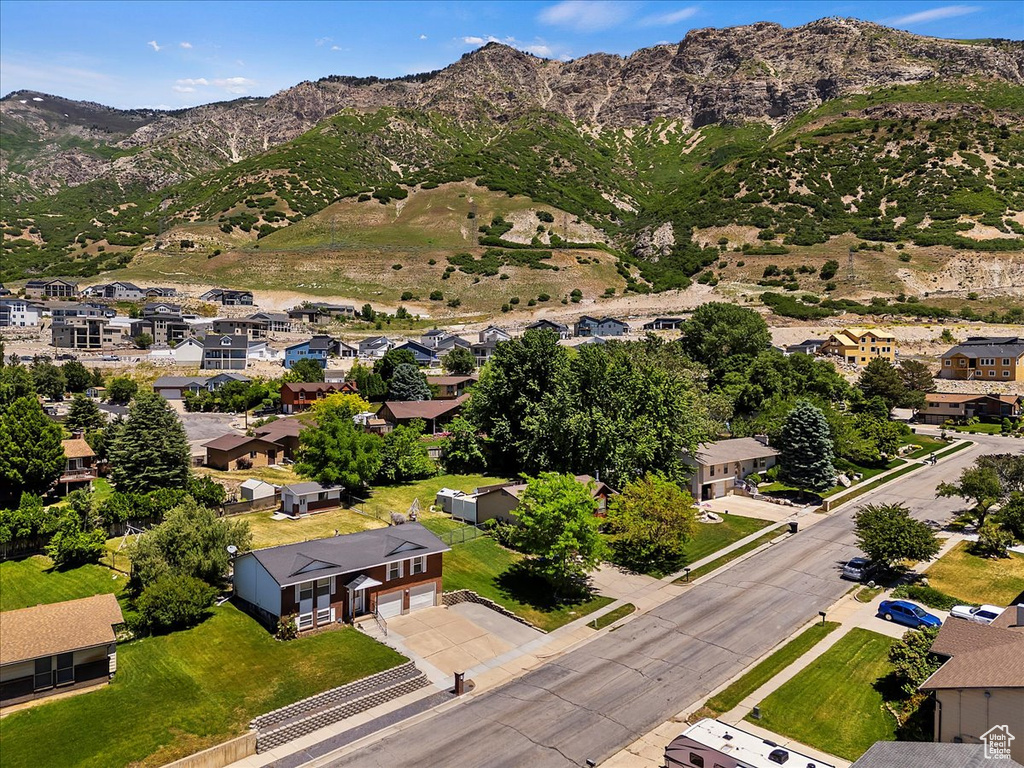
[[637, 6, 699, 27], [176, 78, 209, 87], [315, 36, 332, 47], [524, 43, 553, 57], [179, 41, 193, 49], [462, 35, 486, 44], [331, 45, 342, 51], [147, 40, 163, 52], [537, 1, 632, 33], [172, 85, 195, 93], [889, 5, 980, 25], [419, 34, 428, 40], [213, 76, 256, 94]]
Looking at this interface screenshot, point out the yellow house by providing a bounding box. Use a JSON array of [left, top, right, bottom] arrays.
[[820, 327, 896, 365], [939, 337, 1024, 382]]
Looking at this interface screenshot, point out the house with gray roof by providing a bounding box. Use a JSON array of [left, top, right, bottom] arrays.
[[201, 334, 249, 370], [681, 436, 779, 501], [525, 319, 571, 339], [232, 522, 449, 631], [940, 336, 1024, 382], [851, 741, 1022, 768], [574, 316, 630, 337]]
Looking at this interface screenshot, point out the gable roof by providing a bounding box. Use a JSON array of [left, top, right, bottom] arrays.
[[280, 381, 357, 397], [426, 375, 477, 387], [246, 522, 450, 586], [691, 437, 779, 465], [920, 608, 1024, 690], [62, 438, 96, 459], [203, 334, 248, 350], [944, 337, 1024, 359], [381, 394, 467, 421], [526, 319, 569, 332], [851, 742, 1016, 768], [254, 418, 305, 441], [0, 594, 124, 666], [203, 434, 281, 452]]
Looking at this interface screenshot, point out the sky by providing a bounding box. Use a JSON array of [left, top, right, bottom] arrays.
[[1, 0, 1022, 109]]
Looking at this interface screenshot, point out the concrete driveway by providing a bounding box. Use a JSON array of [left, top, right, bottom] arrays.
[[386, 604, 541, 678], [702, 494, 802, 523]]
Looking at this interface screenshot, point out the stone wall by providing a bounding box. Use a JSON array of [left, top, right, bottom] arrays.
[[442, 589, 542, 631]]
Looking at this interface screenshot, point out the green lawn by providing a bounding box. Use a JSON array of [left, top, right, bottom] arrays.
[[932, 441, 972, 460], [0, 605, 405, 768], [0, 556, 125, 612], [830, 463, 920, 508], [761, 460, 903, 499], [244, 507, 386, 549], [681, 525, 787, 582], [706, 621, 840, 714], [357, 473, 501, 520], [674, 515, 772, 570], [902, 433, 949, 459], [587, 603, 635, 630], [952, 422, 1004, 434], [749, 629, 897, 761], [925, 541, 1024, 606], [436, 535, 612, 631]]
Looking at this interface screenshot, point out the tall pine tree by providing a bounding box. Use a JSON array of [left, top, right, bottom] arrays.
[[778, 400, 836, 493], [109, 392, 190, 493], [66, 393, 105, 433], [0, 396, 65, 501]]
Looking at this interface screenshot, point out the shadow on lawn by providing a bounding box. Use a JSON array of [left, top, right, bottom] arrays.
[[495, 561, 596, 611], [872, 672, 935, 742]]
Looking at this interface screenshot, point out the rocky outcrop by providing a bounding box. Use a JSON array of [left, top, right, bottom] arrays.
[[633, 222, 676, 262]]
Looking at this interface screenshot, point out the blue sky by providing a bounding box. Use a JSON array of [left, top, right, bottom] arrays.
[[1, 1, 1021, 109]]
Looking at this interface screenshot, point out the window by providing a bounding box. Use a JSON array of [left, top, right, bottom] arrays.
[[55, 652, 74, 685], [318, 491, 329, 501], [296, 613, 313, 630], [34, 657, 53, 690], [299, 582, 313, 602], [989, 370, 996, 377], [1005, 371, 1011, 378], [944, 359, 951, 366], [388, 560, 402, 581], [689, 754, 705, 768], [411, 556, 426, 576], [1003, 358, 1011, 366], [958, 359, 967, 367], [709, 465, 714, 477]]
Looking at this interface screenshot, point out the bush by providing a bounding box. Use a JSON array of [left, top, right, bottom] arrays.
[[400, 291, 415, 301], [483, 518, 519, 549], [276, 614, 299, 640], [136, 574, 217, 632], [972, 523, 1014, 558], [429, 290, 444, 301], [890, 584, 964, 611]]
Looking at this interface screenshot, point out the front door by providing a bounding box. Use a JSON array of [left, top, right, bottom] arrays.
[[353, 590, 365, 615]]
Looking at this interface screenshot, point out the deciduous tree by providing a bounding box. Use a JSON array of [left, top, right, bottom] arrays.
[[442, 347, 476, 376], [937, 465, 1003, 527], [376, 419, 435, 483], [374, 348, 417, 383], [295, 405, 382, 491], [286, 357, 325, 383], [106, 376, 138, 405], [607, 473, 696, 572], [440, 416, 485, 473], [854, 503, 941, 569], [0, 396, 65, 501], [679, 303, 771, 380], [31, 359, 66, 401], [888, 626, 941, 696], [61, 360, 92, 394]]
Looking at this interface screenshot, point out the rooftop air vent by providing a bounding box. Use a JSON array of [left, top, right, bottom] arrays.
[[768, 748, 790, 765]]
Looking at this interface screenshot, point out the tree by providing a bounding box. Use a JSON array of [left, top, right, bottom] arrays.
[[61, 360, 92, 393], [186, 475, 227, 508], [376, 420, 436, 482], [0, 363, 36, 406], [349, 363, 386, 400], [854, 503, 941, 569], [778, 401, 836, 493], [128, 497, 251, 591], [295, 405, 382, 491], [973, 521, 1014, 558], [0, 396, 65, 501], [65, 393, 105, 433], [106, 376, 138, 405], [441, 416, 486, 473], [45, 490, 105, 568], [606, 473, 697, 572], [387, 363, 431, 401], [132, 332, 154, 350], [309, 392, 372, 421], [888, 626, 941, 696], [442, 347, 476, 376], [515, 472, 606, 595], [679, 303, 771, 379], [108, 392, 190, 493], [31, 359, 66, 401], [136, 574, 217, 632], [374, 348, 417, 383], [937, 465, 1002, 527], [858, 358, 906, 411], [977, 454, 1024, 495], [999, 492, 1024, 541], [897, 360, 935, 409], [287, 357, 324, 382]]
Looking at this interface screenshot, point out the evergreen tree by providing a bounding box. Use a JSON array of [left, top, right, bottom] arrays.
[[349, 363, 387, 400], [66, 393, 105, 433], [897, 360, 935, 409], [387, 363, 431, 401], [442, 347, 476, 376], [61, 360, 92, 393], [778, 401, 836, 493], [0, 396, 65, 501], [374, 348, 417, 383], [108, 392, 190, 493], [858, 358, 907, 411]]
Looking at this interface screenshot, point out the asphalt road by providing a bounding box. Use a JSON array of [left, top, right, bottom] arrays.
[[322, 434, 1015, 768]]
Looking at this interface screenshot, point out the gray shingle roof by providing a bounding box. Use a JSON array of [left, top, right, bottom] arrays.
[[248, 522, 449, 585], [691, 437, 779, 465], [945, 336, 1024, 359], [851, 741, 1020, 768]]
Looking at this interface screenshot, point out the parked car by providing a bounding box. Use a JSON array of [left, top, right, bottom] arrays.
[[55, 353, 77, 361], [842, 557, 879, 582], [950, 604, 1003, 624], [878, 600, 942, 629]]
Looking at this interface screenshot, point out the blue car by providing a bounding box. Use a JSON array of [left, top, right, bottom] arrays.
[[878, 599, 942, 629]]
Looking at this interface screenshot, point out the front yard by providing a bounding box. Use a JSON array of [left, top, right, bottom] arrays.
[[925, 541, 1024, 606], [748, 628, 898, 761], [0, 556, 125, 612], [0, 604, 405, 768]]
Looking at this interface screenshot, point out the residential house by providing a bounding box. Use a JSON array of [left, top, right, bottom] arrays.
[[940, 337, 1024, 382], [201, 334, 249, 370], [284, 335, 339, 370], [820, 328, 897, 365], [850, 742, 1015, 768], [169, 337, 204, 365], [48, 301, 115, 320], [232, 523, 449, 631], [358, 336, 393, 359], [525, 319, 571, 339], [0, 298, 44, 327], [200, 288, 254, 306], [919, 393, 1023, 425], [245, 340, 279, 363], [203, 434, 282, 471], [280, 381, 358, 414], [478, 325, 511, 343], [130, 313, 189, 347], [82, 281, 145, 301], [57, 438, 98, 495], [435, 335, 472, 354], [0, 594, 124, 707], [420, 328, 448, 349], [574, 316, 630, 337], [212, 318, 267, 340], [324, 362, 359, 383], [377, 395, 468, 432], [52, 316, 131, 349], [682, 436, 779, 501], [153, 373, 251, 400], [248, 311, 292, 333], [287, 306, 326, 324], [664, 719, 836, 768], [786, 338, 827, 356], [471, 339, 500, 367], [919, 604, 1024, 764], [312, 303, 357, 319], [240, 479, 278, 503], [426, 375, 476, 399], [642, 317, 684, 331], [440, 475, 613, 526], [142, 301, 182, 316], [279, 481, 344, 517], [253, 418, 304, 460], [24, 278, 79, 300], [144, 286, 177, 298], [393, 340, 439, 366]]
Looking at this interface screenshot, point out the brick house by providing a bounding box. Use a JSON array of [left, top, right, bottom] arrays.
[[377, 395, 468, 432], [280, 381, 358, 414], [232, 523, 449, 632], [919, 393, 1023, 425]]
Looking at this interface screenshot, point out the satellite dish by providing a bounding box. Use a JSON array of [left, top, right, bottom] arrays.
[[226, 545, 238, 555]]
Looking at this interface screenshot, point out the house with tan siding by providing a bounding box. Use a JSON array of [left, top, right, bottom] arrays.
[[940, 337, 1024, 382], [820, 327, 897, 365]]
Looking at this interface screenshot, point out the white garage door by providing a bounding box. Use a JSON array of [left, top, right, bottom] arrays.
[[409, 583, 435, 611], [376, 590, 403, 619]]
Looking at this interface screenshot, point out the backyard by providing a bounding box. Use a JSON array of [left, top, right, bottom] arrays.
[[925, 541, 1024, 606], [0, 555, 125, 611], [748, 629, 898, 761], [0, 604, 405, 768]]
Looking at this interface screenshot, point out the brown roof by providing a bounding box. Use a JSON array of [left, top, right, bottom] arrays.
[[61, 438, 96, 459], [921, 610, 1024, 690], [426, 375, 477, 387], [0, 594, 124, 666], [203, 433, 281, 452], [254, 418, 304, 441], [381, 394, 468, 421], [925, 393, 981, 404], [280, 381, 357, 396]]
